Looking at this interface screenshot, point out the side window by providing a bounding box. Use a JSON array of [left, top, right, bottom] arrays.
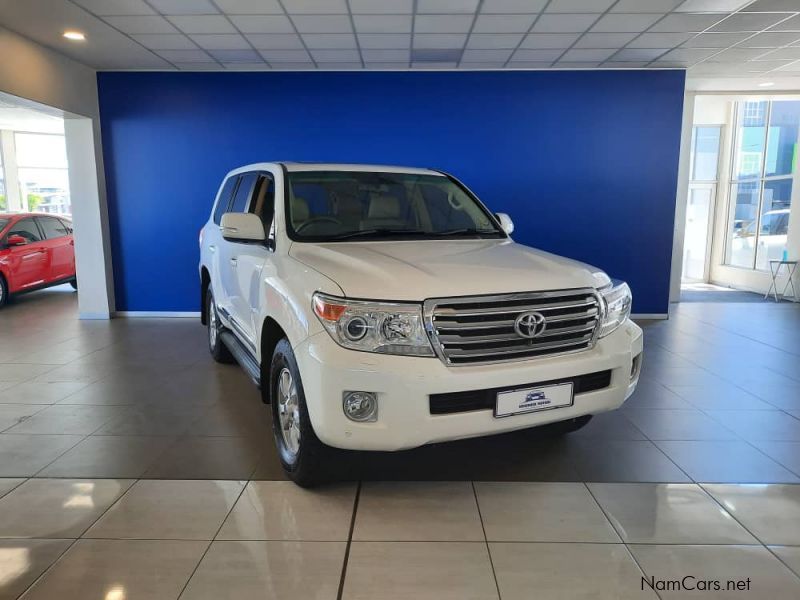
[[59, 219, 74, 234], [213, 176, 239, 225], [38, 217, 69, 239], [229, 172, 258, 214], [7, 218, 43, 243], [249, 173, 275, 228]]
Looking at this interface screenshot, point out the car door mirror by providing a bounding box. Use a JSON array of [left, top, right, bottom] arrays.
[[6, 234, 27, 246], [220, 212, 266, 243], [495, 212, 514, 235]]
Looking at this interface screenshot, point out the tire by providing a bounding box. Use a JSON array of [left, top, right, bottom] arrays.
[[0, 275, 8, 309], [206, 288, 235, 364], [539, 414, 593, 435], [270, 338, 332, 487], [69, 279, 78, 290]]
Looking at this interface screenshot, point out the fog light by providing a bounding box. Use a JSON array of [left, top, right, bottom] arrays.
[[343, 391, 378, 422], [631, 353, 642, 381]]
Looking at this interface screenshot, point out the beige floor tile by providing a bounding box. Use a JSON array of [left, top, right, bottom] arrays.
[[343, 541, 498, 600], [589, 483, 757, 544], [20, 539, 207, 600], [181, 540, 345, 600], [770, 545, 800, 578], [0, 382, 88, 405], [630, 544, 800, 599], [0, 539, 72, 600], [703, 484, 800, 545], [0, 479, 24, 499], [491, 542, 656, 600], [218, 481, 355, 541], [0, 404, 47, 432], [475, 482, 619, 542], [0, 434, 84, 477], [0, 479, 133, 538], [0, 364, 55, 384], [354, 481, 483, 541], [84, 479, 244, 540]]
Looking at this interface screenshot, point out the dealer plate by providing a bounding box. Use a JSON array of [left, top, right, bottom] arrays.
[[494, 382, 574, 418]]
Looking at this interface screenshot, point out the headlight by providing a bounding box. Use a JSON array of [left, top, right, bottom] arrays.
[[599, 280, 632, 338], [312, 292, 435, 357]]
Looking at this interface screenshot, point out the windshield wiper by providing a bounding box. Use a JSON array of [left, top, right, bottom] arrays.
[[328, 228, 428, 240], [428, 228, 502, 236]]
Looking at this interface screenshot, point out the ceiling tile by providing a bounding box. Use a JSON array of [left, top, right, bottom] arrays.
[[591, 14, 663, 33], [657, 47, 720, 63], [353, 15, 413, 33], [707, 47, 773, 61], [555, 61, 601, 67], [546, 0, 614, 12], [213, 0, 283, 14], [208, 49, 261, 61], [190, 34, 251, 49], [602, 61, 650, 67], [411, 48, 463, 61], [742, 0, 800, 10], [417, 0, 480, 13], [302, 33, 357, 48], [415, 14, 475, 33], [613, 47, 670, 61], [561, 48, 617, 61], [681, 32, 750, 46], [156, 49, 213, 62], [259, 49, 312, 62], [675, 0, 751, 11], [167, 15, 236, 34], [350, 0, 413, 13], [282, 0, 348, 14], [245, 34, 305, 49], [357, 33, 411, 48], [532, 14, 598, 33], [460, 61, 508, 68], [148, 0, 218, 14], [270, 61, 316, 68], [318, 62, 364, 68], [72, 0, 155, 16], [757, 47, 800, 60], [413, 33, 468, 48], [461, 48, 514, 61], [574, 32, 638, 47], [361, 48, 410, 61], [507, 60, 552, 67], [649, 13, 725, 32], [411, 61, 460, 68], [710, 13, 790, 32], [364, 62, 409, 68], [776, 60, 800, 70], [104, 15, 179, 33], [480, 0, 547, 13], [521, 33, 581, 48], [230, 15, 294, 33], [310, 48, 361, 61], [627, 32, 693, 47], [292, 15, 352, 33], [131, 33, 196, 49], [466, 33, 524, 48], [744, 59, 794, 70], [738, 32, 800, 47], [173, 61, 218, 69], [472, 14, 538, 33], [223, 62, 271, 70], [611, 0, 682, 12], [512, 48, 563, 61], [768, 15, 800, 31]]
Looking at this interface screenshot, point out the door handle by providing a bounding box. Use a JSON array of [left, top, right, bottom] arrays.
[[209, 244, 216, 253], [229, 257, 238, 267]]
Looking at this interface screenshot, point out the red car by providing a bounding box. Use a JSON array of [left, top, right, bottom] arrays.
[[0, 213, 76, 308]]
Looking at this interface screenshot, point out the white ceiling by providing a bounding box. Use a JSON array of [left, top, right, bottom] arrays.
[[0, 0, 799, 85]]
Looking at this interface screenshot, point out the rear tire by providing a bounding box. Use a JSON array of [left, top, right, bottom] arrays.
[[0, 275, 8, 308], [206, 288, 234, 364], [539, 414, 593, 435], [270, 338, 332, 487], [69, 279, 77, 290]]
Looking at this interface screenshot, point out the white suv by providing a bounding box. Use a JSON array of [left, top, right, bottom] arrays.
[[199, 163, 643, 485]]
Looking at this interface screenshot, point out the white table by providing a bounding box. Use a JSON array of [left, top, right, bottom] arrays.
[[765, 260, 798, 302]]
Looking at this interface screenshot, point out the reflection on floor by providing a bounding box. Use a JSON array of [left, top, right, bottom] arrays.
[[1, 287, 799, 598]]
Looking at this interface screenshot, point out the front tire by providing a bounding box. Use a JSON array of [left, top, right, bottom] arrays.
[[270, 338, 332, 487], [206, 288, 234, 363], [0, 275, 8, 308]]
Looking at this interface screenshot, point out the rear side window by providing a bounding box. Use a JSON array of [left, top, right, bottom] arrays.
[[230, 172, 258, 214], [213, 176, 239, 225], [38, 217, 69, 239], [249, 173, 275, 227], [8, 218, 42, 243], [59, 219, 74, 234]]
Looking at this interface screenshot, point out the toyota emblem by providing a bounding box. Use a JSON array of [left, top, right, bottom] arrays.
[[514, 311, 547, 339]]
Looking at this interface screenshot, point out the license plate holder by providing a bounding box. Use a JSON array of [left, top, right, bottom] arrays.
[[494, 382, 574, 418]]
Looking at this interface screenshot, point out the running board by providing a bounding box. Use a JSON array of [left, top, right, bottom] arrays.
[[220, 330, 261, 388]]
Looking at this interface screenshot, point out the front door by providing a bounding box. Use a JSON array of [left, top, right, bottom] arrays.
[[36, 216, 74, 282], [6, 218, 48, 291], [682, 184, 715, 282]]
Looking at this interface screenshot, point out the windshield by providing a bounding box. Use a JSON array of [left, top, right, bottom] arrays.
[[285, 171, 504, 242]]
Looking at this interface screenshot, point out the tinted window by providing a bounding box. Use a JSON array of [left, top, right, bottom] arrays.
[[39, 217, 69, 239], [59, 219, 73, 234], [230, 172, 258, 214], [213, 176, 239, 225], [0, 219, 8, 232], [8, 218, 42, 243], [249, 174, 275, 227]]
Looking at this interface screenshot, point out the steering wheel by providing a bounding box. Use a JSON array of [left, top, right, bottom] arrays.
[[295, 217, 342, 233]]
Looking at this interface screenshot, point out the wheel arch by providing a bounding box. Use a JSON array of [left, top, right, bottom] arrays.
[[200, 266, 211, 325], [260, 316, 288, 403]]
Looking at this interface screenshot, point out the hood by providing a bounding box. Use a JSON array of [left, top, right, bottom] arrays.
[[289, 239, 605, 301]]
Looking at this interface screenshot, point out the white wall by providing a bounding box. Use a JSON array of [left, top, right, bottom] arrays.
[[0, 26, 114, 318]]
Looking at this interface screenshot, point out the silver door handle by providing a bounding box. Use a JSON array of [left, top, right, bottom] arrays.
[[209, 244, 216, 253], [229, 257, 238, 267]]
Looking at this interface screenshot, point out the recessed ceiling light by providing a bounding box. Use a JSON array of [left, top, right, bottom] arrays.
[[63, 30, 86, 41], [758, 82, 775, 87]]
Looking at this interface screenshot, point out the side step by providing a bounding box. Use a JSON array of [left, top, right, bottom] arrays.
[[220, 330, 261, 388]]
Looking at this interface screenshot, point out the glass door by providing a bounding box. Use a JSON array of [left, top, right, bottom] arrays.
[[682, 184, 715, 281]]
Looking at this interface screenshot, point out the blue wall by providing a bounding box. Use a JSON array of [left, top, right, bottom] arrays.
[[97, 70, 685, 313]]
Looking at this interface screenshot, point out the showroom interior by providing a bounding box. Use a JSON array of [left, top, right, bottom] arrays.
[[1, 0, 800, 598]]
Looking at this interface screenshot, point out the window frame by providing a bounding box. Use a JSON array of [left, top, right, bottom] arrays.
[[212, 175, 241, 225], [7, 216, 45, 244], [36, 215, 69, 240]]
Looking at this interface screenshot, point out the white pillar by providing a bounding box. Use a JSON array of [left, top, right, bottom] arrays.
[[0, 129, 23, 211]]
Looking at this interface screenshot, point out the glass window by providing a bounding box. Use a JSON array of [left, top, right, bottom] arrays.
[[15, 133, 71, 215], [690, 126, 721, 181], [732, 101, 767, 181], [213, 176, 239, 225], [7, 218, 42, 243], [0, 143, 5, 212], [58, 218, 73, 234], [38, 216, 69, 239], [765, 100, 800, 178], [249, 174, 275, 227], [229, 172, 257, 213]]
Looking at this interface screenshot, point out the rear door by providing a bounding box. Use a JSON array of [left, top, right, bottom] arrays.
[[4, 217, 48, 291], [36, 216, 74, 282]]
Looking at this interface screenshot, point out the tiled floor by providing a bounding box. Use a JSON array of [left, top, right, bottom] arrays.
[[0, 287, 799, 597]]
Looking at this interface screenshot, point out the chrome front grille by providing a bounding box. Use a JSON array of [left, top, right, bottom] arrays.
[[424, 289, 602, 366]]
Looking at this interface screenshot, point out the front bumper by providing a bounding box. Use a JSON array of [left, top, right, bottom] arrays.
[[295, 320, 643, 451]]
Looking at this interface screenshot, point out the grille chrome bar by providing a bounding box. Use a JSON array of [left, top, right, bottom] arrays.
[[424, 288, 602, 366]]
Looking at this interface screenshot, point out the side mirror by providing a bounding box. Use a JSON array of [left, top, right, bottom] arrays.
[[496, 212, 514, 235], [220, 213, 266, 243], [6, 234, 27, 246]]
